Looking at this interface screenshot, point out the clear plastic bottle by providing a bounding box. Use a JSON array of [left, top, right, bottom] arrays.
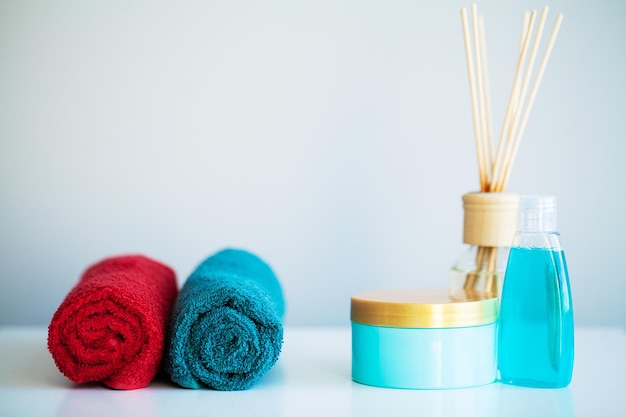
[[498, 195, 574, 388]]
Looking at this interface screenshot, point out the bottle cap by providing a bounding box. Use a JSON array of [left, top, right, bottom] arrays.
[[462, 192, 519, 246], [518, 195, 557, 232]]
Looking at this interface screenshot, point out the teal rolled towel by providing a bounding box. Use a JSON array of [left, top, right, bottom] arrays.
[[166, 249, 284, 390]]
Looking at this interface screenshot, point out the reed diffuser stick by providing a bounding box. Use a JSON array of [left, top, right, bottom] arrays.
[[471, 4, 491, 186], [461, 8, 488, 191], [485, 247, 498, 294], [478, 16, 495, 168], [494, 13, 564, 191], [493, 7, 550, 191], [490, 10, 536, 191], [490, 12, 530, 186]]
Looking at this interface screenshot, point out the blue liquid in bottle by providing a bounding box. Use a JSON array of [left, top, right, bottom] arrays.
[[498, 196, 574, 388]]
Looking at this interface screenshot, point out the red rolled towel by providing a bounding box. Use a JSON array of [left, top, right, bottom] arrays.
[[48, 255, 178, 389]]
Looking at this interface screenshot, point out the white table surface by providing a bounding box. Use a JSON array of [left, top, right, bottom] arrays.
[[1, 326, 624, 417]]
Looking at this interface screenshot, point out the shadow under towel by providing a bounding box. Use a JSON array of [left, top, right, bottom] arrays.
[[47, 255, 178, 389], [166, 248, 285, 390]]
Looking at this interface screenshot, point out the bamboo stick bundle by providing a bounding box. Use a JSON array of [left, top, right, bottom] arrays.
[[460, 4, 564, 294]]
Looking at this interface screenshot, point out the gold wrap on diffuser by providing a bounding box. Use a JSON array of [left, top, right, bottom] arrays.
[[463, 192, 519, 247], [350, 289, 497, 329]]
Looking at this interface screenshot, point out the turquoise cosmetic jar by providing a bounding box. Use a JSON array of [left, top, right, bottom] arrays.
[[351, 289, 498, 389]]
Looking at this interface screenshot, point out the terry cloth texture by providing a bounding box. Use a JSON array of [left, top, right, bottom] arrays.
[[166, 248, 284, 390], [48, 255, 178, 389]]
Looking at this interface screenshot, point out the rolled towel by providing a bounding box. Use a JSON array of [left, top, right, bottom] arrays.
[[48, 255, 178, 389], [166, 248, 284, 390]]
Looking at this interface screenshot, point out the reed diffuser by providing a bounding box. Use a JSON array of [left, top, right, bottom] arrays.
[[451, 4, 564, 296]]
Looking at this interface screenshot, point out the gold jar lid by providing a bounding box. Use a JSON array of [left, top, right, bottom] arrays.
[[351, 289, 498, 328]]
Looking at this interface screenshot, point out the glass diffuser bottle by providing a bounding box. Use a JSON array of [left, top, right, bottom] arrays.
[[450, 192, 519, 297]]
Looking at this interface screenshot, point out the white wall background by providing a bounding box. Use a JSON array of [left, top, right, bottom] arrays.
[[1, 0, 624, 328]]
